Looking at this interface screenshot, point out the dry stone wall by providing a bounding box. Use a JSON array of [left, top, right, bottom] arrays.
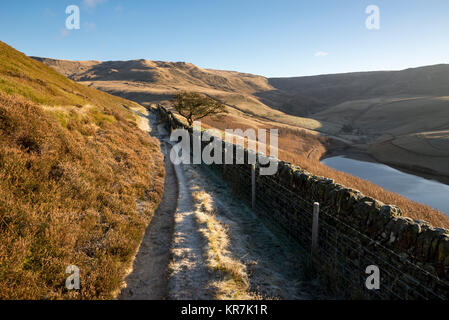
[[157, 106, 449, 300]]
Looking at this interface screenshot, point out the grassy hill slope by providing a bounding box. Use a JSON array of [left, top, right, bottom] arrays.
[[33, 57, 340, 134], [0, 41, 164, 299]]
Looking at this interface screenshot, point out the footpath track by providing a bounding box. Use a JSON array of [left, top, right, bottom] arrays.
[[120, 110, 323, 300]]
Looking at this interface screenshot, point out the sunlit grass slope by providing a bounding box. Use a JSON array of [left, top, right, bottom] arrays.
[[0, 41, 164, 299]]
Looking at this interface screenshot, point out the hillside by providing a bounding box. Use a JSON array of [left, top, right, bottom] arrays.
[[33, 57, 273, 93], [35, 57, 449, 180], [264, 66, 449, 180], [32, 57, 341, 135], [265, 65, 449, 115], [0, 41, 164, 299]]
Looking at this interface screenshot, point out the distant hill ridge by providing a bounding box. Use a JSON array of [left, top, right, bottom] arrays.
[[33, 56, 449, 113], [267, 64, 449, 115], [32, 57, 273, 95], [34, 56, 449, 182]]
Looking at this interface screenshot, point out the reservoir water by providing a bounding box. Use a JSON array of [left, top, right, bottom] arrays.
[[321, 156, 449, 215]]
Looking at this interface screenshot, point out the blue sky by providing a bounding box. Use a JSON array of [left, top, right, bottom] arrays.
[[1, 0, 448, 77]]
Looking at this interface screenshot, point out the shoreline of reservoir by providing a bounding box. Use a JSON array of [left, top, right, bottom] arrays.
[[321, 154, 449, 216], [321, 141, 449, 186]]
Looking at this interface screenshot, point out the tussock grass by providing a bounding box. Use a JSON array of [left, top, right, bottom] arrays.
[[0, 42, 165, 299]]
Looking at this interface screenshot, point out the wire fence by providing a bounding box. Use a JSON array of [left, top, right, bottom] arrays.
[[209, 162, 449, 300], [157, 107, 449, 300]]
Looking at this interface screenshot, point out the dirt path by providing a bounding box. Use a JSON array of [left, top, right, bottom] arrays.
[[168, 160, 216, 300], [121, 109, 322, 300], [119, 115, 178, 300], [119, 142, 177, 299], [119, 111, 216, 300]]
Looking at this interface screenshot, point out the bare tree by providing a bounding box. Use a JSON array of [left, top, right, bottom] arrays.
[[172, 91, 228, 126]]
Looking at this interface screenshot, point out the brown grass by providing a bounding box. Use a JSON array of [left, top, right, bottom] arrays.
[[0, 93, 163, 299], [0, 41, 166, 299]]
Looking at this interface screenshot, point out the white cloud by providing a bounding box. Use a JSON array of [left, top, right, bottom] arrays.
[[83, 0, 107, 9], [314, 51, 329, 57]]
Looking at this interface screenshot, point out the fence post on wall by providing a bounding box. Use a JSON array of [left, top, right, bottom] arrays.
[[251, 164, 256, 210], [311, 202, 320, 260]]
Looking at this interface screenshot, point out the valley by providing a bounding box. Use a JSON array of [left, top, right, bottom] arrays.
[[2, 0, 449, 303], [34, 57, 449, 183], [34, 56, 449, 228], [1, 40, 448, 300]]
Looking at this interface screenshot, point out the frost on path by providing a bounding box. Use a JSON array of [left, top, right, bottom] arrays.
[[184, 164, 322, 300], [124, 109, 323, 300], [168, 160, 216, 299]]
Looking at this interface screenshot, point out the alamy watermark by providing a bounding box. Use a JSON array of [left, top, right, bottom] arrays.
[[365, 265, 380, 290], [66, 5, 80, 30], [65, 265, 80, 290], [366, 5, 380, 30], [170, 121, 279, 176]]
